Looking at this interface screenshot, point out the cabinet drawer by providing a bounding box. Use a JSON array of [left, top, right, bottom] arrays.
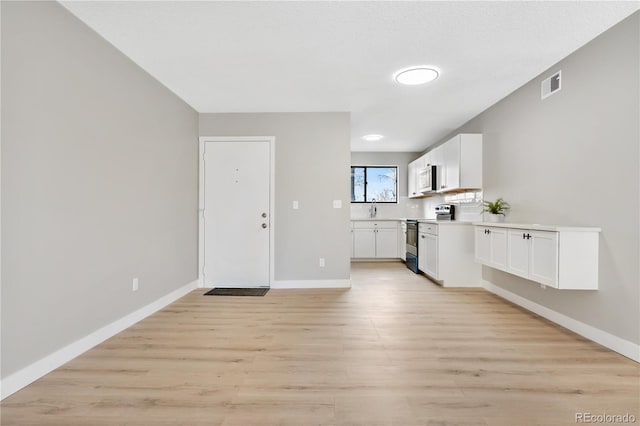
[[353, 221, 375, 229], [418, 223, 438, 235], [353, 221, 397, 229], [374, 221, 399, 229]]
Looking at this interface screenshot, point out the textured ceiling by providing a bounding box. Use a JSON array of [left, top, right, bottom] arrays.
[[60, 1, 639, 152]]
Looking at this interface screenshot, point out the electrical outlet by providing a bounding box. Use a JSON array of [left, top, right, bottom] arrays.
[[319, 258, 325, 267], [132, 278, 139, 292]]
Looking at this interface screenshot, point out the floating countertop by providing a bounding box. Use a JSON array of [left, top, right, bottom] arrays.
[[472, 222, 601, 232]]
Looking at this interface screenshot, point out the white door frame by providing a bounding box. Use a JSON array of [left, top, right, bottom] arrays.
[[198, 136, 276, 288]]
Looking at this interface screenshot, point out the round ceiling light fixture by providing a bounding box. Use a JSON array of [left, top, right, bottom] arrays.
[[362, 134, 384, 142], [394, 66, 440, 85]]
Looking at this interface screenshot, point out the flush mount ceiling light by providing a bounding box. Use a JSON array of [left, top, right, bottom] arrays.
[[394, 66, 440, 85], [362, 134, 384, 142]]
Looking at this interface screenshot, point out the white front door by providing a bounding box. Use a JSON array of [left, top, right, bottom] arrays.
[[202, 139, 271, 288]]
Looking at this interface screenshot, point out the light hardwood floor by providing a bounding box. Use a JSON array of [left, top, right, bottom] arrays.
[[2, 262, 639, 425]]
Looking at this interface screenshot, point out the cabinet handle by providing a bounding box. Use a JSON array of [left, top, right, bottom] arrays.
[[421, 235, 425, 238], [526, 234, 532, 240], [522, 233, 526, 239]]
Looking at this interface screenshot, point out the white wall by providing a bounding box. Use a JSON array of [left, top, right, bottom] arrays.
[[431, 12, 640, 345], [199, 113, 351, 283], [1, 2, 199, 378]]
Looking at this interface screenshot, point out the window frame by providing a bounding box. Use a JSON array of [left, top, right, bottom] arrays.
[[350, 165, 399, 204]]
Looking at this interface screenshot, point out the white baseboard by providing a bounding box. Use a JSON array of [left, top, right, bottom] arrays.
[[0, 280, 198, 400], [482, 280, 640, 363], [271, 279, 351, 289]]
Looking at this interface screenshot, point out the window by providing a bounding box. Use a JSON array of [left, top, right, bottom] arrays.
[[351, 166, 398, 203]]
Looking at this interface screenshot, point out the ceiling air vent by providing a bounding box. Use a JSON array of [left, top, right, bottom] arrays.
[[541, 70, 561, 99]]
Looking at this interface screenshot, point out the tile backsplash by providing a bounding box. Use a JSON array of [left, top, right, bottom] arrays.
[[350, 191, 483, 221], [350, 196, 422, 219]]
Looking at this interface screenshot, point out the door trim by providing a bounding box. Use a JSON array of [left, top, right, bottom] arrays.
[[198, 136, 276, 288]]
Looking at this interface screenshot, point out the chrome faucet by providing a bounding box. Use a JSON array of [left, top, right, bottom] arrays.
[[369, 198, 377, 218]]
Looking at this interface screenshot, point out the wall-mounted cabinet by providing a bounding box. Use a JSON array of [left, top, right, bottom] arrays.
[[474, 223, 600, 290], [408, 133, 482, 198], [507, 230, 558, 287], [407, 159, 421, 198], [438, 134, 482, 193], [474, 226, 507, 271]]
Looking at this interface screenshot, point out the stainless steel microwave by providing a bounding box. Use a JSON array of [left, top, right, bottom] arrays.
[[418, 164, 437, 193]]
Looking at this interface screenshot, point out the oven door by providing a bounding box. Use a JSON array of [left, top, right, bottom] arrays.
[[406, 221, 418, 255]]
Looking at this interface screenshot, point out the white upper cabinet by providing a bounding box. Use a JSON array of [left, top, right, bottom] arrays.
[[437, 134, 482, 193], [423, 150, 434, 167], [431, 145, 444, 192], [442, 136, 460, 191], [409, 133, 482, 197], [407, 159, 421, 198]]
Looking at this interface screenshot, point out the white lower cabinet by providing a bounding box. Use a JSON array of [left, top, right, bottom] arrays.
[[418, 222, 480, 287], [352, 221, 399, 258], [528, 231, 559, 287], [474, 223, 599, 290], [507, 230, 531, 279], [376, 227, 399, 258], [475, 226, 507, 271], [353, 228, 376, 258], [507, 229, 558, 287], [421, 233, 438, 278]]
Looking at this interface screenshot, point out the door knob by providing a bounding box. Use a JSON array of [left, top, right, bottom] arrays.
[[262, 223, 267, 229], [261, 212, 267, 218]]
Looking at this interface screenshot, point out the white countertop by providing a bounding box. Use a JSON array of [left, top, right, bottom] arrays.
[[350, 218, 405, 221], [350, 218, 474, 225], [472, 221, 601, 232], [416, 219, 473, 225]]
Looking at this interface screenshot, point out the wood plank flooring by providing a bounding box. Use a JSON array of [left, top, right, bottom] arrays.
[[2, 262, 639, 425]]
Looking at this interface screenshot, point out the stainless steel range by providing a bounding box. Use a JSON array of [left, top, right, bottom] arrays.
[[405, 220, 419, 273]]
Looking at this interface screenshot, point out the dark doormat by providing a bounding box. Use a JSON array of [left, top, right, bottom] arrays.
[[204, 288, 269, 296]]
